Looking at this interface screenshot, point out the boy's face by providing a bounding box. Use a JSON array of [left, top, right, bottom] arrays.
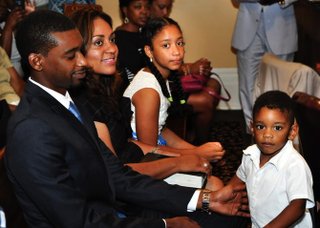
[[251, 107, 297, 160]]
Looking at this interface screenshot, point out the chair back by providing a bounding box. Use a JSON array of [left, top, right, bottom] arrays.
[[254, 53, 320, 102], [292, 91, 320, 226], [63, 3, 103, 17]]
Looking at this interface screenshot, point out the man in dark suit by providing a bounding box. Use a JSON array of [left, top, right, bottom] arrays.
[[5, 10, 248, 227]]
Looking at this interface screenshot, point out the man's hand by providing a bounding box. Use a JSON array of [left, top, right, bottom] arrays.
[[209, 184, 250, 217], [259, 0, 279, 5], [165, 216, 200, 228]]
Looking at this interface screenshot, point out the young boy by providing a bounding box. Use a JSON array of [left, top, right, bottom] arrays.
[[229, 90, 314, 227]]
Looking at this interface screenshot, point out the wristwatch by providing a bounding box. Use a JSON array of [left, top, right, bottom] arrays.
[[201, 190, 211, 214]]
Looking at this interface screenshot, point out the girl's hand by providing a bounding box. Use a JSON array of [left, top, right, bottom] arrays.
[[189, 58, 212, 77], [194, 142, 225, 161]]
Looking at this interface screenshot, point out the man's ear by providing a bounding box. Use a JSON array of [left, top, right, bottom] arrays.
[[28, 53, 44, 72], [288, 121, 299, 140], [144, 45, 153, 60]]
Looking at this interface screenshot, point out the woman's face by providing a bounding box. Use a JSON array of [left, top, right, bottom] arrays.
[[147, 24, 185, 77], [125, 0, 150, 27], [85, 17, 118, 75]]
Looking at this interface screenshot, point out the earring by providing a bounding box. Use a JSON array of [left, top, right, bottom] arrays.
[[150, 57, 153, 63], [124, 17, 129, 24]]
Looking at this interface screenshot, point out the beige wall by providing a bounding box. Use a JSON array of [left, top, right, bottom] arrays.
[[97, 0, 239, 68]]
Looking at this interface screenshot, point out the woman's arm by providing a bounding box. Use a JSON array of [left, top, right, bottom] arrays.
[[94, 121, 116, 155], [264, 199, 306, 228], [132, 88, 160, 146], [95, 121, 211, 179], [128, 154, 211, 179]]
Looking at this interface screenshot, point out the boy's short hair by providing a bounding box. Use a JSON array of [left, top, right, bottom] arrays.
[[252, 90, 295, 125], [15, 10, 76, 77]]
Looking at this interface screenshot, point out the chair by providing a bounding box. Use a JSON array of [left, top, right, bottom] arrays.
[[254, 53, 320, 101], [166, 104, 193, 141], [292, 91, 320, 226], [63, 3, 103, 17]]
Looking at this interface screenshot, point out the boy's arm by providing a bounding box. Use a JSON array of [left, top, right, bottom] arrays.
[[228, 174, 245, 187], [264, 199, 306, 228]]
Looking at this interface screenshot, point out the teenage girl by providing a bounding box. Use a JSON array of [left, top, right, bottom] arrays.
[[123, 17, 224, 162]]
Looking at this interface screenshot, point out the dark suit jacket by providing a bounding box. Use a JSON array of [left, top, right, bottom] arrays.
[[5, 82, 195, 228]]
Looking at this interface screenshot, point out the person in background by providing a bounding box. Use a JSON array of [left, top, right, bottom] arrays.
[[115, 0, 149, 90], [231, 0, 298, 132], [0, 47, 24, 111], [48, 0, 95, 14], [148, 0, 222, 144], [149, 0, 172, 18], [229, 90, 314, 227], [70, 9, 224, 189], [5, 9, 249, 227], [0, 0, 36, 78]]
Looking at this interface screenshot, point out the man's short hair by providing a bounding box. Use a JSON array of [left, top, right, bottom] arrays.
[[15, 10, 77, 77], [252, 90, 295, 126]]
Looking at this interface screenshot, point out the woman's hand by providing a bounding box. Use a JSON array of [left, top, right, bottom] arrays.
[[25, 0, 35, 15], [3, 8, 24, 31], [193, 142, 225, 161], [176, 154, 212, 175]]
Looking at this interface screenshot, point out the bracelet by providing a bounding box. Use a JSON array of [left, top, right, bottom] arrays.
[[278, 0, 285, 5], [201, 190, 211, 214]]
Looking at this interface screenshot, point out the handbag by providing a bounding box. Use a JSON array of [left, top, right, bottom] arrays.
[[63, 2, 102, 17], [180, 72, 231, 101], [180, 74, 208, 93]]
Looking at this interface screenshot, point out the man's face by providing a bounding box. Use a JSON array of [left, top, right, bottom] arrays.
[[39, 29, 88, 94], [150, 0, 173, 18]]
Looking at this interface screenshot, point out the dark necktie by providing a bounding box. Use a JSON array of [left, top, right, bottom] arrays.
[[68, 102, 83, 123]]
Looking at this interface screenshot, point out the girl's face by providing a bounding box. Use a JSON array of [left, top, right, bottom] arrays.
[[125, 0, 150, 28], [147, 24, 185, 77], [251, 107, 296, 163], [85, 17, 118, 75]]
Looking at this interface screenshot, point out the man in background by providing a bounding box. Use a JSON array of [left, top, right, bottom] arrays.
[[231, 0, 298, 132]]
